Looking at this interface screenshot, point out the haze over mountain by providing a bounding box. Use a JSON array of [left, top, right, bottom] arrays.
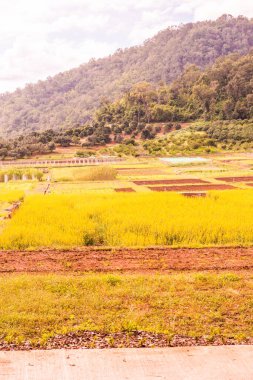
[[0, 15, 253, 137]]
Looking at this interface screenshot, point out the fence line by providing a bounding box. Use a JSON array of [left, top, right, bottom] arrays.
[[0, 157, 123, 168]]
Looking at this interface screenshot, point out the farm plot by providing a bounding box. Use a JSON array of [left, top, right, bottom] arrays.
[[149, 184, 236, 192], [1, 190, 253, 248], [115, 188, 136, 192], [134, 179, 209, 185], [50, 166, 117, 182], [215, 176, 253, 182]]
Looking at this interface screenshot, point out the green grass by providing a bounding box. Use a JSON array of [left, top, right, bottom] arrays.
[[0, 272, 252, 345]]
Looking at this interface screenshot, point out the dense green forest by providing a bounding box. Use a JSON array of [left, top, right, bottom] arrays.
[[75, 51, 253, 146], [0, 15, 253, 137]]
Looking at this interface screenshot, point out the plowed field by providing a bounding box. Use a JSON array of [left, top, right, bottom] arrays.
[[149, 184, 235, 191], [134, 179, 208, 185], [1, 247, 253, 273], [216, 176, 253, 182]]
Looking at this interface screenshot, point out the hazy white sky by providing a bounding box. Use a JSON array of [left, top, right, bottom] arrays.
[[0, 0, 252, 93]]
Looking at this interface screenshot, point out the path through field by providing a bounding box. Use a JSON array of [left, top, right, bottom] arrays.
[[1, 346, 253, 380], [1, 247, 253, 273]]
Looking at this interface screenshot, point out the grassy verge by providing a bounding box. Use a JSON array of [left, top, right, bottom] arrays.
[[0, 272, 252, 345], [0, 190, 24, 222]]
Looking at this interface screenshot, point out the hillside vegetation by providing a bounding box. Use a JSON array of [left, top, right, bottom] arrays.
[[0, 50, 253, 159], [86, 51, 253, 145], [140, 120, 253, 156], [94, 51, 253, 124], [0, 15, 253, 136]]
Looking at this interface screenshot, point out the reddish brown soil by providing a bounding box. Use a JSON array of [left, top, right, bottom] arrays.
[[115, 188, 136, 192], [216, 176, 253, 182], [1, 247, 253, 273], [182, 192, 206, 197], [134, 179, 209, 185], [149, 184, 236, 192], [247, 183, 253, 186]]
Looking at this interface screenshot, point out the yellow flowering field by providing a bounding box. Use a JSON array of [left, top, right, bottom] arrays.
[[0, 190, 24, 203], [0, 190, 253, 249]]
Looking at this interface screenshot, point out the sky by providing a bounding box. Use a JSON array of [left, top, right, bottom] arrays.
[[0, 0, 253, 93]]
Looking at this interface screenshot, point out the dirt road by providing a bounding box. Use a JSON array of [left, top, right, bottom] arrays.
[[1, 246, 253, 273]]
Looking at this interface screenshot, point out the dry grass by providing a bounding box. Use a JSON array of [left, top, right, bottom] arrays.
[[0, 272, 252, 345], [51, 166, 117, 182]]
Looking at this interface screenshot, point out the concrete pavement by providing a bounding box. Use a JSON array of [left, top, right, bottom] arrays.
[[0, 346, 253, 380]]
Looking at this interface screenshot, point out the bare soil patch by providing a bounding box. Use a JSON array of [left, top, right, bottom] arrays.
[[1, 331, 253, 350], [216, 176, 253, 182], [1, 247, 253, 273], [134, 179, 209, 185], [114, 188, 136, 193], [149, 184, 236, 192], [182, 192, 206, 197]]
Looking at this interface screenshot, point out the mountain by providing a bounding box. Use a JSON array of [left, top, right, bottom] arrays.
[[0, 14, 253, 137], [0, 50, 252, 160]]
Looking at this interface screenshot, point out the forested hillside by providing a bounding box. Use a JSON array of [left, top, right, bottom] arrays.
[[0, 50, 252, 159], [0, 15, 253, 137], [79, 51, 253, 146]]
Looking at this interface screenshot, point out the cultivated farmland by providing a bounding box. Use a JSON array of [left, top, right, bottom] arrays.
[[1, 191, 253, 249], [0, 153, 253, 349]]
